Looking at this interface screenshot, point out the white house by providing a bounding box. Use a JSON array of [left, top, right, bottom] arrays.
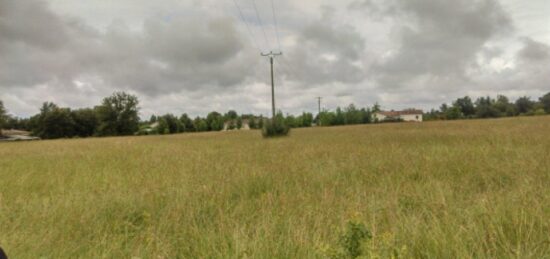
[[374, 109, 423, 122]]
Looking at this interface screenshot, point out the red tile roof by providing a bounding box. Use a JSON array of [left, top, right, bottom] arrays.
[[376, 109, 423, 116]]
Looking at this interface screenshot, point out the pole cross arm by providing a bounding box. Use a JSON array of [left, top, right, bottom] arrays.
[[261, 51, 283, 57]]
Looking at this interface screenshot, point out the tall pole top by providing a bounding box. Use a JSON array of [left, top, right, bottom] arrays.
[[261, 51, 283, 58]]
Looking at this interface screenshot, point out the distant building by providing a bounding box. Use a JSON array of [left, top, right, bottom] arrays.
[[223, 119, 250, 131], [374, 109, 423, 122]]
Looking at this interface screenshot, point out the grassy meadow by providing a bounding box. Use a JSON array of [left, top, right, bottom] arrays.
[[1, 116, 549, 258]]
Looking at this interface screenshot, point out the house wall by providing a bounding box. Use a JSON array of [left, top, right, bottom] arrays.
[[374, 113, 387, 121], [399, 114, 423, 122]]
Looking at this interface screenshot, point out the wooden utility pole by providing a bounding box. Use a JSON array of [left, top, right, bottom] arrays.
[[316, 97, 322, 115], [261, 51, 282, 118]]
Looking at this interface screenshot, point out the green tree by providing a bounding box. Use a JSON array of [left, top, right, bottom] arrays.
[[96, 92, 140, 136], [161, 114, 181, 134], [225, 110, 238, 121], [179, 113, 195, 132], [0, 100, 6, 135], [258, 115, 264, 129], [194, 117, 208, 132], [71, 108, 98, 137], [285, 114, 297, 128], [539, 92, 550, 113], [493, 95, 516, 116], [149, 115, 157, 124], [372, 102, 381, 113], [515, 96, 535, 114], [360, 108, 372, 123], [299, 112, 314, 127], [248, 117, 257, 129], [475, 97, 499, 118], [236, 116, 243, 129], [453, 96, 475, 117], [445, 106, 463, 120], [318, 111, 336, 126], [34, 102, 76, 139], [206, 111, 224, 131], [157, 117, 169, 134], [344, 104, 362, 124], [262, 112, 290, 137]]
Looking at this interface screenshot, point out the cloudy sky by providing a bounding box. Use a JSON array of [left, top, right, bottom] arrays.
[[1, 0, 549, 118]]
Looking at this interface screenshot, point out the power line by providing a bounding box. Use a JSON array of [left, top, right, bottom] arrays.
[[231, 0, 262, 53], [251, 0, 271, 50], [270, 0, 282, 51]]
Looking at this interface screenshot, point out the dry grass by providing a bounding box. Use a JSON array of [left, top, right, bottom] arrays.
[[1, 116, 549, 258]]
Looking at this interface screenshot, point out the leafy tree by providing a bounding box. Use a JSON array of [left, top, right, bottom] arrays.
[[206, 111, 224, 131], [161, 114, 181, 134], [258, 115, 264, 129], [71, 108, 98, 137], [96, 92, 140, 136], [149, 115, 157, 124], [285, 114, 297, 128], [493, 95, 516, 116], [334, 107, 345, 125], [34, 102, 76, 139], [445, 106, 463, 120], [475, 96, 499, 118], [157, 117, 169, 134], [248, 117, 257, 129], [372, 102, 381, 113], [539, 92, 550, 113], [194, 117, 208, 132], [344, 104, 362, 124], [179, 113, 194, 132], [0, 100, 6, 135], [262, 112, 290, 137], [236, 116, 243, 129], [360, 108, 372, 124], [453, 96, 475, 117], [225, 110, 238, 121], [318, 111, 336, 126], [300, 112, 314, 127], [515, 96, 535, 114]]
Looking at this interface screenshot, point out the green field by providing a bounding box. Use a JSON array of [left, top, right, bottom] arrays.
[[1, 116, 549, 258]]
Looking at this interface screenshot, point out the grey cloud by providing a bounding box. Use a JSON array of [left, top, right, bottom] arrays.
[[0, 0, 258, 96], [354, 0, 513, 91], [517, 38, 550, 62], [282, 7, 366, 85]]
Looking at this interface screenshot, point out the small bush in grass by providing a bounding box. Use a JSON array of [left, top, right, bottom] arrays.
[[262, 112, 290, 138]]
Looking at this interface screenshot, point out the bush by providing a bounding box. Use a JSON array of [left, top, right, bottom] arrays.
[[262, 113, 290, 138]]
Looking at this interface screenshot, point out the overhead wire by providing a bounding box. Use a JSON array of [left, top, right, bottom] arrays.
[[270, 0, 282, 52], [231, 0, 262, 53], [251, 0, 271, 51]]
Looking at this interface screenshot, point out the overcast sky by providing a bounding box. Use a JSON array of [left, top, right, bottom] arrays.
[[1, 0, 549, 118]]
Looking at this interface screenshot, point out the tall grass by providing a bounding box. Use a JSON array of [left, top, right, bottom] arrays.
[[0, 116, 549, 258]]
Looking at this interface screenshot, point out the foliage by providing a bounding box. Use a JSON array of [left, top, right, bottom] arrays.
[[0, 100, 6, 134], [71, 108, 98, 137], [206, 111, 224, 131], [515, 96, 535, 114], [33, 102, 76, 139], [236, 117, 243, 129], [540, 92, 550, 113], [96, 92, 140, 136], [179, 114, 194, 132], [453, 96, 475, 117], [262, 112, 290, 138]]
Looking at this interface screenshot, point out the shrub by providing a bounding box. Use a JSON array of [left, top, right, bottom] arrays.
[[262, 113, 290, 138]]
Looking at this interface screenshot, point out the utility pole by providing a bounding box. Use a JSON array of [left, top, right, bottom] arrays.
[[261, 51, 282, 118], [316, 97, 322, 115]]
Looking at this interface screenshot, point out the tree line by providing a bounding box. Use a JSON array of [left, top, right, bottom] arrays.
[[1, 92, 550, 139], [424, 93, 550, 120]]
